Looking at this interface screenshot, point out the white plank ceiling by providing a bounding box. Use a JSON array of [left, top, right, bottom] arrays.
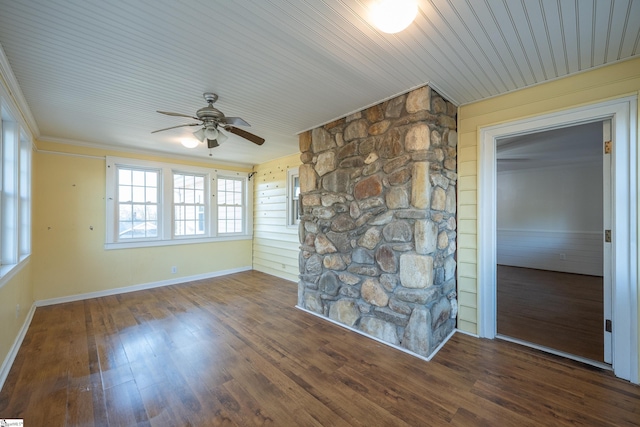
[[0, 0, 638, 166]]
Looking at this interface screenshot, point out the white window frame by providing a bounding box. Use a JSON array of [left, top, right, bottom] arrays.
[[105, 157, 252, 249], [216, 174, 248, 235], [0, 99, 32, 287], [286, 167, 300, 228]]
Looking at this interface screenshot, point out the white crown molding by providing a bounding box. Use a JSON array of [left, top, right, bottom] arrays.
[[0, 42, 39, 138], [37, 135, 255, 170]]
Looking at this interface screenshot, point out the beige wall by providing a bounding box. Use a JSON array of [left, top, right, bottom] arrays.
[[457, 58, 640, 344], [32, 141, 253, 301], [252, 153, 301, 282]]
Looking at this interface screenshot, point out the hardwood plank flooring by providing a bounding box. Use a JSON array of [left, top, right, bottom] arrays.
[[1, 270, 638, 426], [497, 265, 604, 362]]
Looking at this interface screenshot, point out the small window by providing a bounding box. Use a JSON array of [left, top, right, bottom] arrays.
[[116, 167, 159, 240], [217, 177, 245, 234], [287, 167, 300, 227], [174, 172, 206, 237]]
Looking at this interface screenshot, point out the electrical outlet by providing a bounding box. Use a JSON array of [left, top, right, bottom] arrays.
[[171, 266, 177, 274], [15, 304, 20, 319]]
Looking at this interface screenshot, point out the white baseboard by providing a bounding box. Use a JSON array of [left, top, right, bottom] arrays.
[[0, 303, 36, 391], [295, 305, 456, 362], [36, 266, 252, 307]]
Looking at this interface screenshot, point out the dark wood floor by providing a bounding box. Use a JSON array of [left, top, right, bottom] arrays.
[[1, 270, 638, 426], [497, 265, 604, 362]]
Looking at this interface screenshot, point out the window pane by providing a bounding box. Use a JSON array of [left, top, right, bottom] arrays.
[[173, 172, 208, 237], [146, 187, 157, 203], [146, 171, 157, 187], [132, 186, 145, 202], [119, 186, 132, 202], [195, 176, 204, 189], [132, 170, 145, 185], [119, 169, 131, 185], [119, 205, 132, 221]]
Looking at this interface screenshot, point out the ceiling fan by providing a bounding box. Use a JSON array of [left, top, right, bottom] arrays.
[[152, 93, 265, 149]]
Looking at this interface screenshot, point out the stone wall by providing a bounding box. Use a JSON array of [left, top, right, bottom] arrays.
[[297, 86, 458, 358]]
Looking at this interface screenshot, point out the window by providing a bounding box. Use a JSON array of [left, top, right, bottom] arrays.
[[286, 167, 300, 227], [174, 172, 206, 236], [0, 104, 32, 282], [106, 157, 251, 249], [217, 177, 244, 233], [117, 167, 159, 239]]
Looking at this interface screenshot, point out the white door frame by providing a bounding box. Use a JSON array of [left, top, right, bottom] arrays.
[[478, 96, 638, 383]]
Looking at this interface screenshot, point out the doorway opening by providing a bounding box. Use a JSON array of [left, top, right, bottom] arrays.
[[478, 96, 638, 383], [495, 121, 607, 364]]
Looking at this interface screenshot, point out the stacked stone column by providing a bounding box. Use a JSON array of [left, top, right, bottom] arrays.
[[298, 86, 458, 357]]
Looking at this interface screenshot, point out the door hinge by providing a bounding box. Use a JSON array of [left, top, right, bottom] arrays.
[[605, 230, 611, 243], [605, 319, 612, 333], [604, 140, 612, 154]]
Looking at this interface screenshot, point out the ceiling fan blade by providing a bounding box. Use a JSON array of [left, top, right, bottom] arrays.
[[207, 139, 219, 149], [157, 111, 199, 120], [225, 126, 265, 145], [151, 123, 201, 133], [222, 116, 250, 127]]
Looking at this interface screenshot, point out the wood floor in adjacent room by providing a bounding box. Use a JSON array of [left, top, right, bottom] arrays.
[[497, 265, 604, 362], [1, 271, 638, 426]]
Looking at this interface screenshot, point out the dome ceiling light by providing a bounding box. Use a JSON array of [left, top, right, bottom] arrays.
[[369, 0, 418, 34]]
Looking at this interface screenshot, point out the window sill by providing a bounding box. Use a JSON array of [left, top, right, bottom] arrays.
[[104, 234, 252, 250], [0, 254, 31, 290]]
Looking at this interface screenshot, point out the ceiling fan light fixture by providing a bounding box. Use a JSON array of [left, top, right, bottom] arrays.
[[193, 128, 205, 142], [369, 0, 418, 34], [181, 138, 199, 148], [204, 126, 219, 140], [217, 131, 228, 144]]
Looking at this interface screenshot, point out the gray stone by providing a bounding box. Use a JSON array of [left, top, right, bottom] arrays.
[[431, 174, 449, 189], [327, 231, 351, 253], [321, 194, 346, 207], [315, 151, 336, 177], [370, 211, 394, 226], [437, 231, 449, 250], [349, 201, 361, 219], [446, 217, 456, 231], [355, 212, 375, 228], [388, 168, 411, 186], [369, 120, 391, 135], [302, 194, 321, 207], [388, 298, 413, 316], [373, 307, 409, 326], [403, 307, 432, 356], [312, 206, 335, 220], [358, 227, 382, 250], [315, 234, 337, 254], [415, 220, 438, 255], [359, 197, 385, 211], [385, 95, 405, 118], [340, 157, 364, 169], [380, 274, 398, 292], [323, 254, 346, 270], [399, 254, 434, 289], [431, 297, 452, 329], [347, 265, 379, 276], [394, 287, 439, 304], [361, 278, 389, 307], [395, 210, 428, 219], [378, 128, 404, 159], [312, 127, 335, 153], [340, 286, 360, 298], [405, 123, 431, 151], [431, 129, 442, 146], [444, 256, 456, 281], [382, 220, 412, 243], [445, 186, 456, 214], [438, 115, 456, 129], [375, 245, 397, 273], [338, 272, 361, 285], [359, 317, 399, 345], [330, 213, 356, 232], [338, 142, 358, 159], [391, 243, 414, 252], [386, 186, 409, 209], [359, 138, 376, 155], [448, 129, 458, 147], [329, 300, 360, 327], [304, 221, 318, 233], [344, 119, 368, 141], [304, 292, 323, 314], [322, 169, 351, 193], [432, 96, 447, 114], [305, 254, 323, 274], [382, 154, 411, 174], [352, 247, 374, 264], [319, 271, 340, 296], [406, 86, 431, 113], [431, 186, 446, 211]]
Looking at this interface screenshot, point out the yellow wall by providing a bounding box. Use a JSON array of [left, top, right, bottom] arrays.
[[252, 153, 301, 282], [32, 142, 253, 301], [0, 264, 32, 373], [457, 58, 640, 343]]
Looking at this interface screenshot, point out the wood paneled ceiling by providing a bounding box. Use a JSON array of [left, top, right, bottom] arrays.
[[0, 0, 638, 166]]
